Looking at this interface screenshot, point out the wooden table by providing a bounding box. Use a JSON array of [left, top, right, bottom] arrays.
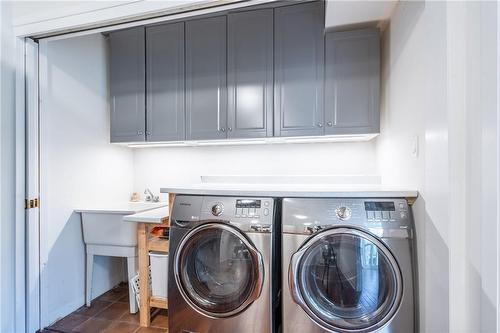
[[137, 193, 175, 327]]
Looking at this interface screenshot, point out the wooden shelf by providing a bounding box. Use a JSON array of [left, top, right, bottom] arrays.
[[148, 238, 168, 252], [138, 193, 175, 327], [150, 297, 168, 309]]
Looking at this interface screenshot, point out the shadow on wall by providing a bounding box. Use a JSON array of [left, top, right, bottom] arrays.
[[413, 196, 449, 333], [378, 1, 451, 330], [477, 267, 497, 332], [385, 1, 425, 68], [43, 211, 125, 325], [423, 205, 449, 332], [43, 34, 109, 98]]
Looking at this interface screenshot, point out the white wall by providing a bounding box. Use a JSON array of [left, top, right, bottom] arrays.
[[133, 141, 379, 199], [39, 33, 134, 326], [379, 1, 500, 332], [325, 0, 397, 29], [464, 1, 498, 330], [0, 2, 19, 333], [378, 2, 449, 331]]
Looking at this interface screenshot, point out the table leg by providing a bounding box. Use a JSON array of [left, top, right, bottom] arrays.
[[138, 223, 150, 327]]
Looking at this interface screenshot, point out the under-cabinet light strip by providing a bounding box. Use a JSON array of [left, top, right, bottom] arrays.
[[124, 134, 379, 148]]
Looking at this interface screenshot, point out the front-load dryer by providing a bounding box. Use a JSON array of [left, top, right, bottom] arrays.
[[169, 195, 277, 333], [282, 198, 417, 333]]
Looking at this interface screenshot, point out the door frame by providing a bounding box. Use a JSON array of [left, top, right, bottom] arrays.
[[24, 37, 41, 333], [14, 37, 27, 333]]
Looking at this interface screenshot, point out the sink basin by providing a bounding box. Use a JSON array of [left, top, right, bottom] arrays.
[[75, 202, 167, 247]]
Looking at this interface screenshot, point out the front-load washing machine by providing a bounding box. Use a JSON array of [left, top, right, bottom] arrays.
[[168, 195, 277, 333], [282, 198, 417, 333]]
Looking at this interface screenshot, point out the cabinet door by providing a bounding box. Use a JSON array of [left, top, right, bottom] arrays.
[[227, 9, 273, 138], [274, 1, 324, 137], [325, 29, 380, 134], [109, 27, 146, 143], [146, 22, 185, 142], [185, 16, 227, 140]]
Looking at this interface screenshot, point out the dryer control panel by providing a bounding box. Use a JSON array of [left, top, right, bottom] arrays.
[[282, 198, 413, 238], [171, 195, 275, 232], [202, 197, 273, 220]]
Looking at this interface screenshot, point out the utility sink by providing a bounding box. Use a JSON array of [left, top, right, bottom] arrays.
[[75, 201, 166, 312], [75, 202, 167, 247]]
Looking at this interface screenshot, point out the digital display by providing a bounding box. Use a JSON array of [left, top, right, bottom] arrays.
[[364, 202, 395, 211], [236, 199, 261, 208]]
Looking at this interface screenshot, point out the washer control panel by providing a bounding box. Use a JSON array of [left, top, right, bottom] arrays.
[[234, 199, 271, 218], [201, 197, 275, 231]]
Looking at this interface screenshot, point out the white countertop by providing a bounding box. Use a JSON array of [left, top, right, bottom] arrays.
[[123, 206, 169, 224], [160, 183, 418, 198], [74, 201, 167, 215]]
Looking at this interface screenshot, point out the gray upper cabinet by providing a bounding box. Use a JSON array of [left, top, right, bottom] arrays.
[[325, 28, 380, 135], [185, 16, 227, 140], [109, 27, 146, 143], [108, 2, 380, 144], [274, 1, 325, 137], [146, 22, 185, 142], [227, 9, 273, 138]]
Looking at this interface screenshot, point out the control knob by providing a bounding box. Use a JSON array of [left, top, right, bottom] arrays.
[[336, 206, 352, 221], [211, 203, 224, 216]]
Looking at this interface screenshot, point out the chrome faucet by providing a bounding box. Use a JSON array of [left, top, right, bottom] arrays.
[[144, 188, 160, 202]]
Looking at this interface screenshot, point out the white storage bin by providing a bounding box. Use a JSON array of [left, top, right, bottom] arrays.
[[149, 252, 168, 299], [130, 268, 151, 306]]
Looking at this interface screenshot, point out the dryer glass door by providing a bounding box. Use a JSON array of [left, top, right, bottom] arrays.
[[290, 227, 403, 332], [174, 222, 264, 318]]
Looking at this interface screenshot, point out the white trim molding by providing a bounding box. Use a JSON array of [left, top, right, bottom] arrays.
[[13, 0, 277, 39]]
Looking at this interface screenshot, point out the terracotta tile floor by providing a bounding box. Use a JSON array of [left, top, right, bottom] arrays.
[[43, 283, 168, 333]]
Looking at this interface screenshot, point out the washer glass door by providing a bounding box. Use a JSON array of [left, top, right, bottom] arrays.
[[290, 227, 402, 332], [175, 222, 263, 318]]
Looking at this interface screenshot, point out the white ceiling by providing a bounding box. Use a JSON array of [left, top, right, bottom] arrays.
[[325, 0, 398, 28], [9, 0, 399, 37], [9, 1, 134, 25], [8, 0, 225, 37]]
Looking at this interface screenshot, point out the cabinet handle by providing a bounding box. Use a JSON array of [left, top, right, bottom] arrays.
[[228, 127, 232, 132], [217, 87, 221, 132], [146, 131, 151, 135], [317, 123, 323, 128], [137, 131, 144, 135], [327, 121, 333, 127], [219, 128, 225, 133]]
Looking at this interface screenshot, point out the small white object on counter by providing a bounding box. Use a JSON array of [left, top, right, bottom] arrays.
[[123, 206, 169, 224]]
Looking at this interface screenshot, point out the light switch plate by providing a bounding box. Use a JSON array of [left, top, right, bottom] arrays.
[[412, 135, 419, 158]]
